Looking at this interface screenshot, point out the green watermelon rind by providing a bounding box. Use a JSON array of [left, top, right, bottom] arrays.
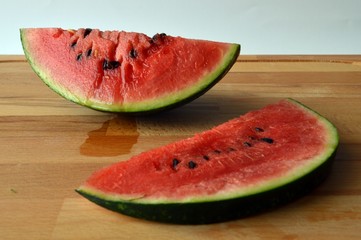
[[20, 29, 83, 105], [76, 99, 339, 224], [76, 151, 335, 224], [86, 44, 240, 113], [20, 29, 240, 114]]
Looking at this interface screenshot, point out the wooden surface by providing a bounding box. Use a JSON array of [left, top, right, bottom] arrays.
[[1, 55, 361, 240]]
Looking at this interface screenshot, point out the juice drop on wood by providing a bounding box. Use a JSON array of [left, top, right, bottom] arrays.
[[80, 116, 139, 157]]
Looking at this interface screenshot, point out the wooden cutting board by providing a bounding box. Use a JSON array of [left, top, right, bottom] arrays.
[[0, 55, 360, 240]]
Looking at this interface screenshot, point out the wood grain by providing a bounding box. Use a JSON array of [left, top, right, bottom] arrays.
[[0, 55, 360, 240]]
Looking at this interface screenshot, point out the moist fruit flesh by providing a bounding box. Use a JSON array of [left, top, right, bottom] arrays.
[[20, 28, 240, 113], [76, 99, 339, 224]]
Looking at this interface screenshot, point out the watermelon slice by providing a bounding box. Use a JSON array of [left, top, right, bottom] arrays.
[[20, 28, 240, 113], [76, 99, 339, 224]]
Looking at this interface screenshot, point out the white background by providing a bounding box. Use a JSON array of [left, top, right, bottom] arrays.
[[1, 0, 361, 55]]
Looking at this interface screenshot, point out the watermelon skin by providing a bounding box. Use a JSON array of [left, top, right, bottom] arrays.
[[20, 28, 240, 114], [76, 99, 338, 224], [77, 153, 334, 224]]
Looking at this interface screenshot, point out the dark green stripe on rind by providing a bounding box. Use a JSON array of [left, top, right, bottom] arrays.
[[76, 149, 336, 224]]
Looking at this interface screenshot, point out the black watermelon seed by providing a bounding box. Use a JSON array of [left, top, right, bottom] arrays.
[[83, 28, 92, 38], [76, 53, 82, 61], [261, 138, 274, 144], [103, 59, 120, 70], [243, 142, 252, 147], [102, 59, 108, 69], [214, 150, 221, 154], [129, 49, 138, 58], [203, 155, 210, 161], [70, 41, 77, 48], [109, 61, 120, 69], [152, 33, 167, 42], [172, 158, 180, 169], [188, 161, 197, 169], [228, 147, 236, 152], [151, 34, 158, 42], [86, 48, 92, 57], [255, 127, 264, 132]]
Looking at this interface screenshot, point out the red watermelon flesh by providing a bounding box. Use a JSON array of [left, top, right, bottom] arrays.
[[78, 99, 338, 204], [20, 28, 240, 113]]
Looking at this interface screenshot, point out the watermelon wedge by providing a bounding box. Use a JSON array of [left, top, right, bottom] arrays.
[[76, 99, 339, 224], [20, 28, 240, 113]]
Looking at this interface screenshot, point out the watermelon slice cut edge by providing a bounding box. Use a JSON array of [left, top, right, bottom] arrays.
[[76, 98, 339, 224], [20, 28, 240, 114]]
